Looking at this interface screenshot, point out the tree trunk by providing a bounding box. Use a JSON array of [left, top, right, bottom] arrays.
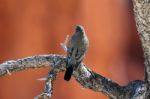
[[132, 0, 150, 98]]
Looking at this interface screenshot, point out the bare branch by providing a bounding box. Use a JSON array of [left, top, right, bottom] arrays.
[[0, 55, 66, 77], [35, 68, 58, 99], [74, 64, 124, 99], [36, 58, 63, 99], [0, 54, 125, 99]]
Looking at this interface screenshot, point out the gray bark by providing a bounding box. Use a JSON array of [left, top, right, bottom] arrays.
[[132, 0, 150, 98], [0, 55, 146, 99]]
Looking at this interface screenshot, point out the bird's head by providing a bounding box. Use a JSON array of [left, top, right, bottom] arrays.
[[75, 25, 85, 35]]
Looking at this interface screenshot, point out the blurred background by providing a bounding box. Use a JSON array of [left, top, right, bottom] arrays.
[[0, 0, 144, 99]]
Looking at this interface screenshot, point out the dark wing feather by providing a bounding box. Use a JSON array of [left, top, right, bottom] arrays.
[[64, 64, 73, 81]]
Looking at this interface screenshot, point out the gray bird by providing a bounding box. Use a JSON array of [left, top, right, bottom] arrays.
[[64, 25, 89, 81]]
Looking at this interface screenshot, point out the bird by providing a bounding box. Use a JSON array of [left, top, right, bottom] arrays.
[[64, 25, 89, 81]]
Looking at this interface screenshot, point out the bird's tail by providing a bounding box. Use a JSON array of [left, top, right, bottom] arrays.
[[64, 66, 73, 81]]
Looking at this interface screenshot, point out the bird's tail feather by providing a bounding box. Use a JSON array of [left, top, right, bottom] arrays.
[[64, 66, 73, 81]]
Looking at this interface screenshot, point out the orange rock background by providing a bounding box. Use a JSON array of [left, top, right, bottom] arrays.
[[0, 0, 144, 99]]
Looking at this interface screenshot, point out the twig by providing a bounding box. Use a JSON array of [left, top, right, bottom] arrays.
[[60, 35, 69, 52]]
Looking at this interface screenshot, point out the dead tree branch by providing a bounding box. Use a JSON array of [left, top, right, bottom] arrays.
[[0, 55, 125, 99], [0, 54, 146, 99]]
